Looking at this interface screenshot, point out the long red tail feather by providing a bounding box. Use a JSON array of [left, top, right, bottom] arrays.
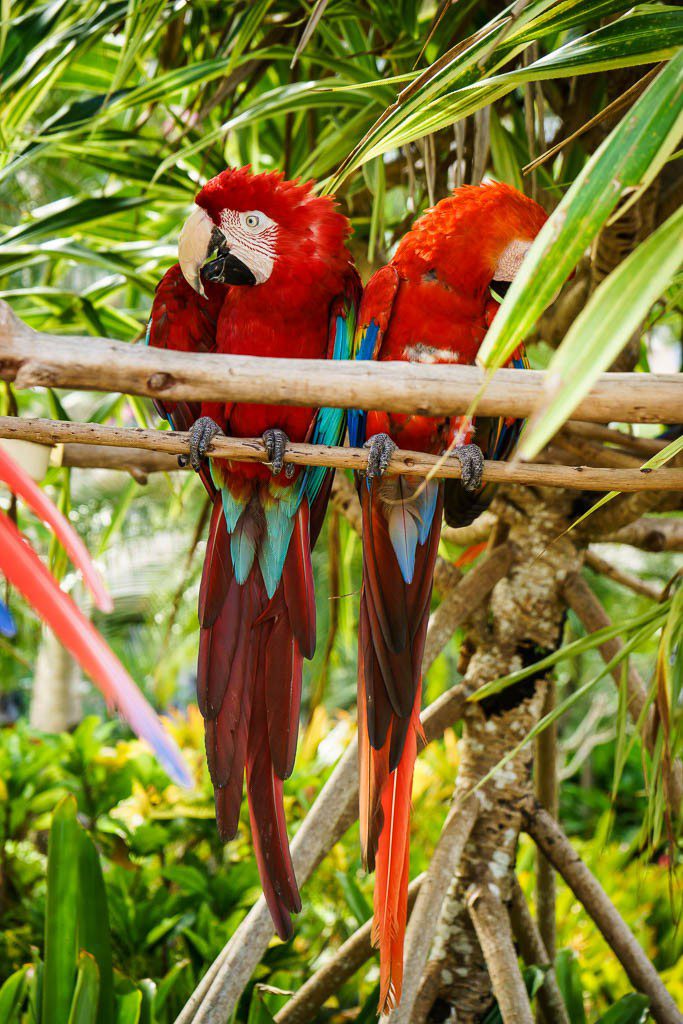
[[199, 493, 313, 939], [369, 689, 420, 1014], [359, 480, 444, 1012]]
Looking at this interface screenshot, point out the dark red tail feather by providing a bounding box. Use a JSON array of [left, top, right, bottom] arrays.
[[199, 494, 314, 938]]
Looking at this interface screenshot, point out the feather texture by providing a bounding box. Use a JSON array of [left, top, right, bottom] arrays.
[[351, 183, 547, 1011], [146, 168, 361, 942]]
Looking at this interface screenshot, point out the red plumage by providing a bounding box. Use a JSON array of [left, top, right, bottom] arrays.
[[149, 167, 360, 938], [356, 182, 547, 1011]]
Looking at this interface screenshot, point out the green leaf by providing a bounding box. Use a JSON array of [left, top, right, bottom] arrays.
[[518, 203, 683, 459], [77, 830, 115, 1024], [114, 988, 142, 1024], [0, 966, 30, 1023], [555, 949, 587, 1024], [153, 960, 189, 1013], [477, 50, 683, 370], [43, 796, 80, 1024], [596, 993, 650, 1024], [0, 195, 149, 251], [467, 614, 668, 796], [326, 4, 679, 188], [67, 954, 100, 1024], [247, 988, 276, 1024], [470, 601, 667, 702]]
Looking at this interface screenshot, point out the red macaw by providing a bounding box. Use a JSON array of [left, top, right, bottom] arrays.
[[0, 447, 190, 786], [147, 167, 360, 937], [349, 182, 547, 1011]]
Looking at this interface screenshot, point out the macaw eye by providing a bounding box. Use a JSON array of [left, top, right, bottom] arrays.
[[245, 214, 260, 229]]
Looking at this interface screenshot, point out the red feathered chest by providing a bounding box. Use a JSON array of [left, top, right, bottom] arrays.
[[202, 278, 335, 478], [367, 274, 494, 454]]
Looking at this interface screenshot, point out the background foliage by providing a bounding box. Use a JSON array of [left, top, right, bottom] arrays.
[[0, 1, 681, 1021]]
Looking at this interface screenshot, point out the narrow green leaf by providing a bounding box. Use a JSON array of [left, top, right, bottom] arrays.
[[477, 50, 683, 370], [469, 601, 668, 702], [114, 988, 142, 1024], [467, 616, 668, 797], [0, 966, 30, 1023], [595, 993, 650, 1024], [77, 831, 115, 1024], [555, 950, 587, 1024], [247, 989, 276, 1024], [43, 796, 80, 1024], [518, 204, 683, 459], [67, 954, 100, 1024]]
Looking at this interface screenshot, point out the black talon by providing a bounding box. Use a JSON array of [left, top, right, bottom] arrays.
[[364, 432, 398, 479], [189, 416, 224, 472], [263, 428, 293, 477], [454, 443, 484, 492]]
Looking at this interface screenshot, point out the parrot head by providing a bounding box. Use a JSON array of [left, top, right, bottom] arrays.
[[395, 181, 548, 300], [178, 165, 351, 298]]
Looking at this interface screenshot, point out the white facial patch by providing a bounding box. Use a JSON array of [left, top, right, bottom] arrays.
[[405, 343, 461, 364], [493, 238, 532, 282], [219, 209, 278, 284]]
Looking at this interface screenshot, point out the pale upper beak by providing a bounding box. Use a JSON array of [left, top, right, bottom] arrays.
[[178, 206, 215, 298]]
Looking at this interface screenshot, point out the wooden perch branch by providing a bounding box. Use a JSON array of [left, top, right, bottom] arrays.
[[524, 803, 683, 1024], [3, 417, 683, 492], [1, 300, 681, 423]]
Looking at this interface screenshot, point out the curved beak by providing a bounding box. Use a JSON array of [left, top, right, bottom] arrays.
[[178, 206, 214, 298], [203, 251, 256, 287], [178, 205, 259, 295]]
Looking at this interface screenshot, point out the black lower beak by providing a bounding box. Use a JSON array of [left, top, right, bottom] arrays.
[[202, 251, 256, 287]]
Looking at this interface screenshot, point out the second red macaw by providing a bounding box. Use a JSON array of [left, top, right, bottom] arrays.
[[349, 181, 547, 1012], [147, 167, 360, 937]]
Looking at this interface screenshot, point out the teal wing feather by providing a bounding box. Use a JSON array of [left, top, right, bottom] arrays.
[[301, 269, 362, 510], [347, 265, 400, 450]]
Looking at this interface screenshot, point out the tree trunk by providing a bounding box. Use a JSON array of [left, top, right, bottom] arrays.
[[30, 627, 83, 732]]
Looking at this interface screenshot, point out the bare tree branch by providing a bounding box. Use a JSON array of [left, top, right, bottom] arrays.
[[467, 884, 534, 1024], [602, 516, 683, 552], [584, 549, 664, 601], [274, 877, 423, 1024], [524, 803, 683, 1024], [509, 877, 570, 1024]]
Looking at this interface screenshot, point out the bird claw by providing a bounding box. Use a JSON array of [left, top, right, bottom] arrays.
[[263, 428, 294, 478], [364, 433, 398, 479], [454, 443, 484, 492], [189, 417, 224, 472]]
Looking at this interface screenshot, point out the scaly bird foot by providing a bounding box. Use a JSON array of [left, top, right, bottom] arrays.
[[454, 443, 484, 492], [180, 417, 224, 472], [263, 428, 295, 478], [364, 432, 398, 479]]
